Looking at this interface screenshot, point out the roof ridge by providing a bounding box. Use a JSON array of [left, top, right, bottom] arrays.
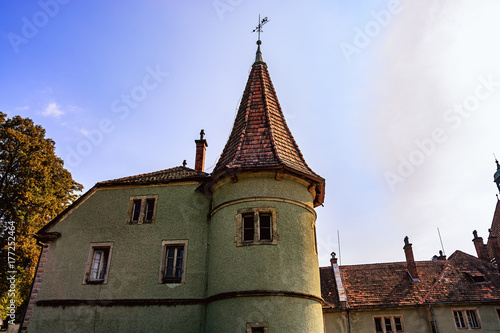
[[419, 259, 451, 304]]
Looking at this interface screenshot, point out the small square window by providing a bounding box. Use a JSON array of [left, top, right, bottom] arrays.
[[235, 208, 277, 246], [127, 195, 158, 224], [83, 242, 113, 284], [159, 240, 188, 284]]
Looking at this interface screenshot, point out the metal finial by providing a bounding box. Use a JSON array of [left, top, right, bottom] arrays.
[[252, 15, 269, 42], [182, 160, 187, 167], [473, 230, 478, 238], [200, 129, 205, 140], [331, 251, 337, 259], [404, 236, 409, 246]]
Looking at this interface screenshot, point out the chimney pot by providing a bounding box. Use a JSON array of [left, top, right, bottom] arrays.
[[195, 129, 208, 172], [473, 230, 489, 261], [330, 251, 338, 266], [403, 236, 419, 281]]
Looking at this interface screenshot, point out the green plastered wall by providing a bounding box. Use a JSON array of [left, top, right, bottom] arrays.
[[206, 174, 324, 331], [206, 297, 324, 332], [324, 308, 431, 333], [28, 304, 205, 333], [432, 304, 500, 333], [29, 182, 210, 332]]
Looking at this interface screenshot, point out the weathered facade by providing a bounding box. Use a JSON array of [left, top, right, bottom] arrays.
[[321, 239, 500, 333], [20, 38, 500, 332], [22, 40, 325, 333]]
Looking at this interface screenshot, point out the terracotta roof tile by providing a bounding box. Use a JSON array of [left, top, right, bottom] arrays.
[[340, 261, 445, 308], [320, 250, 500, 310], [212, 60, 324, 204], [98, 166, 209, 186], [423, 251, 500, 304], [320, 267, 341, 309]]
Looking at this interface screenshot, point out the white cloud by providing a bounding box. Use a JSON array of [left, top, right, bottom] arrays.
[[42, 102, 64, 117], [16, 106, 29, 111]]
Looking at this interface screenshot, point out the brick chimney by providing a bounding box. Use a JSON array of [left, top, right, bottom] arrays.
[[403, 236, 420, 281], [330, 252, 347, 309], [473, 230, 489, 260], [194, 129, 208, 172]]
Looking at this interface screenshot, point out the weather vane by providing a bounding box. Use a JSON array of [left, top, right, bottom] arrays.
[[252, 15, 269, 42]]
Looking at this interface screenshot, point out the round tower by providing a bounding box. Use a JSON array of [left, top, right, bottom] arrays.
[[204, 36, 325, 332]]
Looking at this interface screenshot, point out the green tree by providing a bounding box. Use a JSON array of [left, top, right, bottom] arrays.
[[0, 112, 82, 323]]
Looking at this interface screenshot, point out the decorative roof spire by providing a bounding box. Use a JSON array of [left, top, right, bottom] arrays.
[[252, 15, 269, 65], [212, 25, 325, 207]]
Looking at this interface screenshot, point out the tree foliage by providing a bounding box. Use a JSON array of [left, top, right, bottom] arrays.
[[0, 112, 82, 321]]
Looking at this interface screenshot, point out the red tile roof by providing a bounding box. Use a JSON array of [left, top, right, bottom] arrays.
[[340, 261, 446, 308], [320, 267, 341, 309], [423, 251, 500, 304], [212, 58, 325, 205], [98, 166, 209, 186], [320, 250, 500, 310]]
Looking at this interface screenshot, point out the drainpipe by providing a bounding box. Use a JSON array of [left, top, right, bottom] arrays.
[[428, 305, 438, 333]]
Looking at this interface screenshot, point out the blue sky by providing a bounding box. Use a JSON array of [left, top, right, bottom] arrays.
[[2, 0, 500, 266]]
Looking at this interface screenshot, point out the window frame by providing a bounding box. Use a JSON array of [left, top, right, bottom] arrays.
[[452, 308, 482, 330], [246, 322, 269, 333], [126, 195, 158, 224], [373, 315, 405, 333], [159, 240, 188, 284], [235, 207, 278, 246], [82, 242, 113, 285]]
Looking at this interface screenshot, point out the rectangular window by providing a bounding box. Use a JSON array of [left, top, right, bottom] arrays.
[[145, 198, 156, 222], [159, 240, 188, 284], [83, 242, 113, 284], [384, 317, 393, 332], [259, 213, 272, 241], [243, 214, 255, 242], [394, 317, 403, 332], [373, 316, 404, 333], [466, 310, 480, 329], [453, 309, 481, 330], [236, 208, 277, 246], [131, 199, 142, 223], [127, 195, 158, 224], [374, 317, 383, 333], [454, 311, 466, 328]]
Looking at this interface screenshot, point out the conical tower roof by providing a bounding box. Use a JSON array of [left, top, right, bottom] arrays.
[[213, 43, 324, 206]]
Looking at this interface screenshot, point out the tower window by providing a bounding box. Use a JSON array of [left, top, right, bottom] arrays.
[[243, 213, 255, 242], [127, 195, 158, 224], [235, 208, 278, 246]]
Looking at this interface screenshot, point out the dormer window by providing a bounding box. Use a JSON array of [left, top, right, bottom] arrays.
[[127, 195, 158, 224], [235, 208, 278, 246], [467, 272, 486, 284]]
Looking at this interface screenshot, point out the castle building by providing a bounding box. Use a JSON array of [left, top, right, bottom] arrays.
[[20, 37, 500, 333], [21, 39, 325, 332]]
